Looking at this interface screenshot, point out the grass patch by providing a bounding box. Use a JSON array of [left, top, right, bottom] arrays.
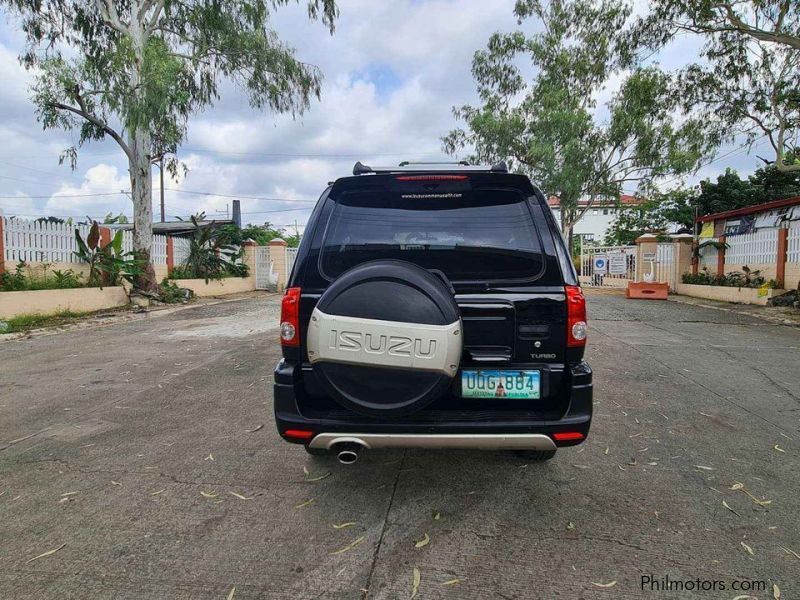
[[1, 310, 91, 333]]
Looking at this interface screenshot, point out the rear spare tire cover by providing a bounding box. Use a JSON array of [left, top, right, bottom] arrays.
[[307, 260, 462, 416]]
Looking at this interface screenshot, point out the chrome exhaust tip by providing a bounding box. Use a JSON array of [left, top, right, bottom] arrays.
[[334, 442, 364, 465]]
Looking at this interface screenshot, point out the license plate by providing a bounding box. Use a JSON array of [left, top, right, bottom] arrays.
[[460, 370, 540, 399]]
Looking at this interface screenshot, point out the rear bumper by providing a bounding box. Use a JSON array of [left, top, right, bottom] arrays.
[[308, 432, 557, 450], [273, 360, 592, 448]]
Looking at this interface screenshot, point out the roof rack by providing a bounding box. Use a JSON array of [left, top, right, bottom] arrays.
[[352, 160, 508, 176]]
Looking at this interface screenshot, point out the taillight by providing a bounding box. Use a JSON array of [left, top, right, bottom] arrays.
[[280, 287, 301, 346], [552, 431, 585, 442], [283, 429, 314, 441], [565, 285, 587, 347]]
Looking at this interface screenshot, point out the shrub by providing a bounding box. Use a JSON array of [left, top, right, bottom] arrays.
[[74, 222, 142, 287], [0, 262, 84, 292], [158, 279, 192, 303], [682, 266, 778, 289]]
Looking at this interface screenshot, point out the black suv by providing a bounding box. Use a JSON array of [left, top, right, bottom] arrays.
[[273, 161, 591, 463]]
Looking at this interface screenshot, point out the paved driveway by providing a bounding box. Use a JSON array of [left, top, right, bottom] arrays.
[[0, 292, 798, 599]]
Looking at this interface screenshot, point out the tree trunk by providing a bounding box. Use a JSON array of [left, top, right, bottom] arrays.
[[130, 126, 158, 292], [128, 9, 158, 293], [561, 208, 574, 256]]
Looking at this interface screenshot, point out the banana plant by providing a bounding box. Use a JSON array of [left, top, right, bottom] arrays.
[[74, 222, 142, 288]]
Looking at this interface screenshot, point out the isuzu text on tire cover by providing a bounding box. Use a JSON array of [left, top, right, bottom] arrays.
[[273, 161, 592, 464]]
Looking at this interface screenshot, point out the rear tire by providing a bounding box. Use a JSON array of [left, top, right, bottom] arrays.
[[513, 449, 556, 461], [304, 446, 330, 457]]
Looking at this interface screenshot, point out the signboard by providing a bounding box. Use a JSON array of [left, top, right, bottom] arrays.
[[592, 255, 608, 274], [607, 252, 626, 275], [643, 252, 656, 261]]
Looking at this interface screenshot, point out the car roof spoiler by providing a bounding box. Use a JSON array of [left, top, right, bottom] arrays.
[[352, 160, 508, 176]]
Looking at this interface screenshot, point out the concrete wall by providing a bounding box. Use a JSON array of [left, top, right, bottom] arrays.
[[171, 276, 255, 297], [676, 283, 785, 306], [0, 287, 129, 319]]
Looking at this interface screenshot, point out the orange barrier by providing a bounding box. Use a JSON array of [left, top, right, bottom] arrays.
[[626, 282, 669, 300]]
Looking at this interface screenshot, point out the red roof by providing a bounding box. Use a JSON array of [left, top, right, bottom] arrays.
[[547, 194, 642, 208], [696, 195, 800, 223]]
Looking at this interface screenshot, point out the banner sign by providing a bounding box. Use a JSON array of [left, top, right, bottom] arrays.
[[607, 252, 626, 275], [593, 255, 608, 274]]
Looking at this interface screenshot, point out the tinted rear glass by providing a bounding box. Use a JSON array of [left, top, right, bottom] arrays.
[[320, 189, 545, 281]]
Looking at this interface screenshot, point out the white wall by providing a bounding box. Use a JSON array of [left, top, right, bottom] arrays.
[[550, 207, 620, 243]]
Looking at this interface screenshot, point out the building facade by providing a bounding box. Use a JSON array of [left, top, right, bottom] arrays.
[[548, 195, 644, 245]]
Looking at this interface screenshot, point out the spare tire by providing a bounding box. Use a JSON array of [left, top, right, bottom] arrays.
[[307, 260, 462, 417]]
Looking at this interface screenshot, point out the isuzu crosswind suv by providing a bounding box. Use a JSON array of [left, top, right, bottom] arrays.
[[273, 161, 592, 464]]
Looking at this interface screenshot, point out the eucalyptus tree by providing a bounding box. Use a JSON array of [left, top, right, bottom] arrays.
[[637, 1, 799, 51], [4, 0, 337, 290], [443, 0, 712, 251], [632, 1, 800, 173]]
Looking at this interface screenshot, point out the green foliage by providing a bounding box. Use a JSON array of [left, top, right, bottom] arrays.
[[444, 0, 714, 251], [629, 1, 800, 173], [217, 222, 300, 247], [0, 261, 84, 291], [158, 279, 189, 304], [74, 222, 142, 287], [682, 266, 778, 289], [605, 187, 697, 245], [10, 0, 339, 163], [1, 310, 89, 333], [172, 213, 249, 281]]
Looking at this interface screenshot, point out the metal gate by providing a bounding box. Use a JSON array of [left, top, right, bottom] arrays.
[[579, 245, 636, 288], [254, 246, 275, 290], [637, 243, 676, 290]]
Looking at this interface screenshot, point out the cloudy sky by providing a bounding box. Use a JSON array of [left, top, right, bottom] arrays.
[[0, 0, 773, 231]]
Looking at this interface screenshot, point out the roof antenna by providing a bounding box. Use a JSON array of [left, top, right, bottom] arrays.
[[490, 161, 508, 173], [353, 161, 373, 175]]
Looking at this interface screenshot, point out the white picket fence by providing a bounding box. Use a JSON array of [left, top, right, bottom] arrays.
[[788, 222, 800, 264], [2, 217, 168, 265], [698, 238, 719, 272], [725, 229, 779, 265], [173, 236, 191, 266]]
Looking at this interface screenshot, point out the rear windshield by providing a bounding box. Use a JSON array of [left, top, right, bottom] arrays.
[[320, 189, 545, 282]]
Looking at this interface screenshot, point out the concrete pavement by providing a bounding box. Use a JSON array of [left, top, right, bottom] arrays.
[[0, 292, 798, 599]]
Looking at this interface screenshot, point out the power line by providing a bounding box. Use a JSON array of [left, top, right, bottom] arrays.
[[164, 187, 317, 203]]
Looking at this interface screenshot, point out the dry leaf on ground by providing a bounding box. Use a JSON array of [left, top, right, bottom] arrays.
[[415, 533, 430, 548], [411, 567, 421, 599], [229, 492, 252, 500], [201, 491, 218, 499], [773, 445, 785, 453], [722, 500, 741, 517], [305, 471, 331, 482], [295, 498, 314, 509], [26, 544, 66, 564], [333, 522, 356, 529], [331, 536, 366, 555], [441, 578, 462, 586], [773, 583, 781, 599], [246, 424, 264, 433], [227, 586, 236, 600], [740, 541, 754, 555], [592, 581, 617, 588]]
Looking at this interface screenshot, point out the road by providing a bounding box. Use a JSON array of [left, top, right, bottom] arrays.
[[0, 292, 798, 599]]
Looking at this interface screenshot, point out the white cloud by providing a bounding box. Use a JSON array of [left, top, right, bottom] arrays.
[[45, 164, 130, 216]]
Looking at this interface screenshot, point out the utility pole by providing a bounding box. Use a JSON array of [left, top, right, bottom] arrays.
[[159, 155, 165, 223], [151, 153, 166, 222]]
